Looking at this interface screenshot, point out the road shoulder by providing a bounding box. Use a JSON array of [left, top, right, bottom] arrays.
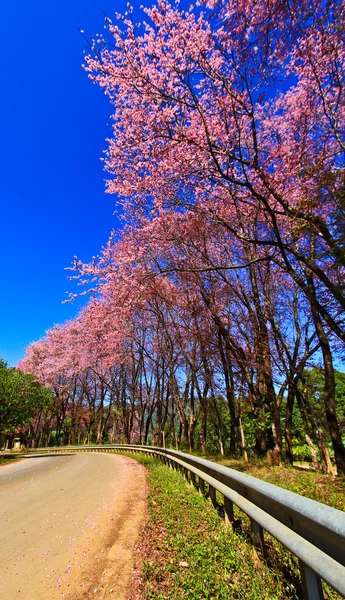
[[65, 453, 147, 600]]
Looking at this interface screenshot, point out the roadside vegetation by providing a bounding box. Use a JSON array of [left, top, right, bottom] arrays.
[[126, 454, 343, 600], [0, 358, 52, 449], [0, 455, 21, 467], [206, 456, 345, 512], [130, 454, 289, 600]]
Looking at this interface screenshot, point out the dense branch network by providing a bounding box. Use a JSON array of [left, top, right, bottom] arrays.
[[16, 0, 345, 474]]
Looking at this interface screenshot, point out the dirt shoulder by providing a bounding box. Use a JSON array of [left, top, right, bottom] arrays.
[[64, 454, 148, 600]]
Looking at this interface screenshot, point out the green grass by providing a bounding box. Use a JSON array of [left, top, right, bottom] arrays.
[[127, 454, 290, 600], [0, 455, 21, 467], [205, 456, 345, 512], [197, 456, 344, 600]]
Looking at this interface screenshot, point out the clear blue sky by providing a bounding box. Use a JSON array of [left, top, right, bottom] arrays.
[[0, 0, 145, 366]]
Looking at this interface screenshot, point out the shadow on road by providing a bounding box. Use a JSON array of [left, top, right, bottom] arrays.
[[21, 453, 76, 458]]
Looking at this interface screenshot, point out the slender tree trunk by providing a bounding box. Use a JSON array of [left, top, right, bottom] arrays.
[[316, 425, 335, 475], [177, 420, 182, 450], [305, 430, 321, 471], [217, 331, 238, 455], [188, 381, 197, 452], [285, 384, 295, 466], [270, 394, 283, 465], [239, 415, 249, 463], [305, 392, 335, 475], [309, 289, 345, 475], [295, 389, 323, 472], [145, 410, 154, 445], [218, 430, 225, 456], [199, 407, 207, 454]]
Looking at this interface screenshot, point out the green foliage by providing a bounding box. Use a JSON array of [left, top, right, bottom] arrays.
[[335, 371, 345, 424], [129, 454, 287, 599], [0, 455, 21, 466], [301, 368, 345, 424], [290, 443, 313, 461], [211, 457, 345, 512], [241, 405, 273, 457], [195, 395, 231, 455], [0, 359, 53, 435]]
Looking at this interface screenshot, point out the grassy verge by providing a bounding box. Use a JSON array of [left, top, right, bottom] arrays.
[[0, 455, 21, 467], [205, 456, 345, 511], [202, 456, 344, 600], [128, 454, 291, 600]]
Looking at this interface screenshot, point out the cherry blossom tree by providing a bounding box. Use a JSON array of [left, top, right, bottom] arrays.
[[81, 0, 345, 473], [19, 0, 345, 474]]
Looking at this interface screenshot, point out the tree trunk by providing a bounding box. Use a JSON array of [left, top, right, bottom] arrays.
[[239, 415, 249, 463], [285, 384, 295, 466], [217, 331, 238, 455], [199, 407, 207, 454], [296, 389, 323, 472], [310, 291, 345, 475]]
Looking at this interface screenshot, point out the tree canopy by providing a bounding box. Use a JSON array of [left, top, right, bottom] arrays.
[[19, 0, 345, 473], [0, 359, 52, 437]]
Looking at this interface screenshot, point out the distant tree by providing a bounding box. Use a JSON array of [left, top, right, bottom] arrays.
[[302, 368, 345, 429], [297, 368, 345, 473], [0, 359, 52, 440]]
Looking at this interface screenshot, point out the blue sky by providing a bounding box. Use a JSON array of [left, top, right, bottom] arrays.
[[1, 1, 343, 373], [1, 0, 146, 366]]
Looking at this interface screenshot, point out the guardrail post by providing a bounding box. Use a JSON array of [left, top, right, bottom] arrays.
[[250, 519, 265, 556], [190, 472, 196, 487], [224, 497, 234, 527], [209, 485, 217, 508], [198, 477, 205, 496], [299, 561, 324, 600]]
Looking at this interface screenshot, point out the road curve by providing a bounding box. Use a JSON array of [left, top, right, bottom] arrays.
[[0, 453, 147, 600]]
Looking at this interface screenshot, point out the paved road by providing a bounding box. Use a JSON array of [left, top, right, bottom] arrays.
[[0, 453, 146, 600]]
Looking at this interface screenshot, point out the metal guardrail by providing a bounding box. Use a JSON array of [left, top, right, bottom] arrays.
[[21, 444, 345, 599]]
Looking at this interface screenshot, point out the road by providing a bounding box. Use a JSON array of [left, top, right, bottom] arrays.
[[0, 453, 147, 600]]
